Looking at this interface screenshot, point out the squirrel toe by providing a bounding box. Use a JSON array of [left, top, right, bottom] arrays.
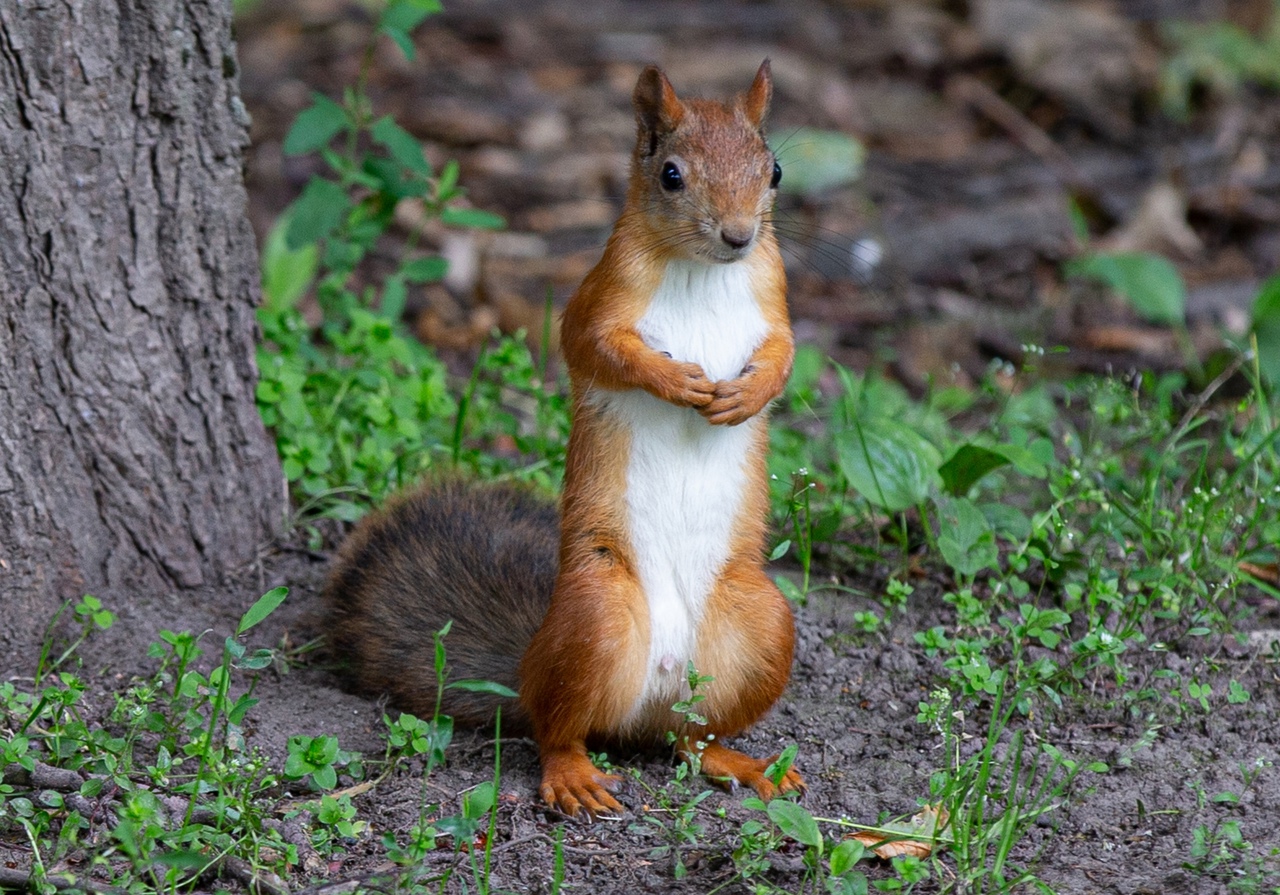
[[697, 743, 805, 801], [539, 749, 624, 819]]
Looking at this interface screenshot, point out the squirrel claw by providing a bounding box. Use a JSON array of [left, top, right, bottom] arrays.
[[539, 750, 624, 819], [695, 743, 806, 802], [541, 780, 623, 821]]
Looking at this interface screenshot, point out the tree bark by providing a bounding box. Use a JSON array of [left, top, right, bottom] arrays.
[[0, 0, 283, 662]]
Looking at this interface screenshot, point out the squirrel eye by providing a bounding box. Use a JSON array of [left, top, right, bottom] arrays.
[[770, 160, 782, 189], [660, 161, 684, 191]]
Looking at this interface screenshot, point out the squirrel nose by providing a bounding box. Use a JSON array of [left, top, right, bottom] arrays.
[[720, 225, 755, 250]]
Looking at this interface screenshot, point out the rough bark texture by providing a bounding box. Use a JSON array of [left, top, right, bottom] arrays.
[[0, 0, 283, 664]]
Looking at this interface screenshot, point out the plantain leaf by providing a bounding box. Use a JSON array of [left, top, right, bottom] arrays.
[[836, 418, 941, 512]]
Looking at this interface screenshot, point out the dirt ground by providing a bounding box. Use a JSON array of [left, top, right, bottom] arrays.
[[7, 1, 1279, 893], [45, 546, 1280, 894]]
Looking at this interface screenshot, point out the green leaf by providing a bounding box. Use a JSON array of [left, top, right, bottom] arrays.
[[979, 502, 1031, 542], [284, 752, 311, 778], [774, 575, 805, 603], [238, 586, 288, 635], [441, 206, 506, 230], [401, 256, 449, 283], [154, 850, 209, 870], [1066, 252, 1186, 326], [378, 0, 442, 60], [363, 156, 416, 200], [835, 418, 942, 513], [1249, 275, 1280, 386], [438, 159, 460, 197], [935, 496, 999, 577], [378, 24, 412, 59], [938, 444, 1011, 496], [765, 744, 799, 785], [770, 128, 865, 197], [381, 274, 407, 321], [992, 438, 1053, 478], [769, 539, 791, 561], [372, 116, 430, 175], [285, 178, 351, 249], [464, 781, 496, 819], [227, 694, 259, 725], [767, 799, 822, 852], [447, 679, 519, 698], [313, 765, 338, 790], [830, 838, 866, 876], [283, 94, 348, 156], [310, 735, 340, 765]]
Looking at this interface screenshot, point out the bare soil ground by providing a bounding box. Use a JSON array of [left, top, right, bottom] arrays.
[[20, 546, 1280, 894]]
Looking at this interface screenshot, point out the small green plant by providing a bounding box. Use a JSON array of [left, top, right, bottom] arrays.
[[727, 797, 876, 895], [284, 734, 360, 791], [32, 595, 117, 687], [374, 622, 513, 892], [917, 686, 1105, 894], [1183, 759, 1280, 895], [254, 0, 569, 522], [0, 589, 298, 893], [312, 793, 368, 854], [668, 662, 714, 769], [1160, 1, 1280, 119], [626, 666, 720, 879]]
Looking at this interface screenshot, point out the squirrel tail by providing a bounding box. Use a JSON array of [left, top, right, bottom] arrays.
[[322, 479, 557, 735]]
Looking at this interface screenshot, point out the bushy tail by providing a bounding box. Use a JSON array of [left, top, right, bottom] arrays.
[[323, 480, 558, 734]]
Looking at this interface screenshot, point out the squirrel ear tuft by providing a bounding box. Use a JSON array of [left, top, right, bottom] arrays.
[[742, 59, 773, 130], [633, 65, 685, 153]]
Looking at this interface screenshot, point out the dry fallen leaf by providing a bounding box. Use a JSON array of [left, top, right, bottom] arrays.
[[1099, 181, 1202, 259], [849, 804, 950, 859], [1239, 561, 1280, 588]]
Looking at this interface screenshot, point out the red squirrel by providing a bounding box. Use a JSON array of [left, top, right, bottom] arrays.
[[325, 61, 801, 818]]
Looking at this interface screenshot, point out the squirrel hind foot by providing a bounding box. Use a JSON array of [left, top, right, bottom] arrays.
[[538, 748, 624, 820], [696, 742, 805, 802]]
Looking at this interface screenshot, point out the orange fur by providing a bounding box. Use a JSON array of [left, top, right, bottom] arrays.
[[521, 61, 801, 817], [327, 62, 800, 821]]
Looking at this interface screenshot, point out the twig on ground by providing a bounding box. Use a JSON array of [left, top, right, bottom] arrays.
[[0, 867, 124, 895], [214, 854, 291, 895], [947, 75, 1092, 198], [2, 761, 84, 793]]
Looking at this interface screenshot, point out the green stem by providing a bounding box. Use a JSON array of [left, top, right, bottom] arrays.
[[185, 639, 233, 830]]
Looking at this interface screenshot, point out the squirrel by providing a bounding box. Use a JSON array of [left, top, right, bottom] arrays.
[[324, 60, 801, 819]]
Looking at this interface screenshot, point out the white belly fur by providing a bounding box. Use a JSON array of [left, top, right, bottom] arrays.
[[591, 259, 770, 728]]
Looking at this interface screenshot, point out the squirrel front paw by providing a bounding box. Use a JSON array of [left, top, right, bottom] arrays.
[[699, 368, 776, 426], [539, 749, 624, 820], [660, 360, 716, 410]]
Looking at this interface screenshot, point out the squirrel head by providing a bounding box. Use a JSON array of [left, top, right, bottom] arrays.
[[629, 61, 780, 265]]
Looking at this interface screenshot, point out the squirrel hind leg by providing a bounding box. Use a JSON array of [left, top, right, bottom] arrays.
[[694, 741, 805, 801]]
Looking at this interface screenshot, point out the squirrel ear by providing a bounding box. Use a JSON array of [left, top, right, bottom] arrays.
[[742, 59, 773, 130], [633, 65, 685, 154]]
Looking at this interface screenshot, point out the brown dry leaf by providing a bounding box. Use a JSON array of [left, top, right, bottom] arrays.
[[1240, 561, 1280, 587], [1099, 181, 1202, 259], [849, 805, 950, 860], [1080, 324, 1177, 358]]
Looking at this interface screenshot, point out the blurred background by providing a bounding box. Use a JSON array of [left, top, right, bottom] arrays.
[[235, 0, 1280, 389]]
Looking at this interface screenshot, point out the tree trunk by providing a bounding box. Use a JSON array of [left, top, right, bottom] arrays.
[[0, 0, 283, 662]]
